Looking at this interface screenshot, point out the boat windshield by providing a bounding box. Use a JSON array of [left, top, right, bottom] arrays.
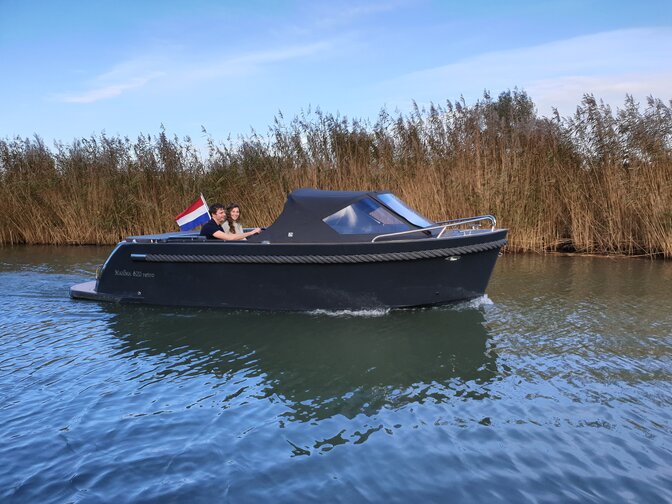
[[376, 193, 434, 228], [323, 197, 411, 235]]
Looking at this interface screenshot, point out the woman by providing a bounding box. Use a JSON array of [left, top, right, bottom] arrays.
[[225, 203, 245, 236]]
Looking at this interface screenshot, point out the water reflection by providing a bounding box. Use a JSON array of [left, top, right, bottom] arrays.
[[105, 305, 498, 422], [0, 245, 111, 274]]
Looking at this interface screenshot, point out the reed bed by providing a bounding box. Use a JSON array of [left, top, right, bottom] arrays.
[[1, 91, 671, 257]]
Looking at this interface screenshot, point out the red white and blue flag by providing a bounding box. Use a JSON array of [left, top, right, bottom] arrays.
[[175, 194, 209, 231]]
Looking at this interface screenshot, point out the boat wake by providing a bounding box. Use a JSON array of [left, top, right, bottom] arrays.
[[429, 294, 494, 312], [463, 294, 494, 309], [305, 295, 493, 318], [307, 308, 392, 318]]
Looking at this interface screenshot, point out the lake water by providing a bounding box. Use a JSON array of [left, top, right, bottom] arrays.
[[1, 247, 671, 503]]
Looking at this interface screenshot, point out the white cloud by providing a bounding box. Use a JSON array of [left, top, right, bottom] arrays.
[[379, 27, 672, 115], [312, 0, 409, 28], [55, 54, 169, 104], [55, 39, 333, 103], [187, 40, 334, 81], [527, 72, 672, 116], [59, 72, 165, 103]]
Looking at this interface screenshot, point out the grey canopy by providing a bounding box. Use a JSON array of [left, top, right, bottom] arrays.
[[248, 188, 434, 244]]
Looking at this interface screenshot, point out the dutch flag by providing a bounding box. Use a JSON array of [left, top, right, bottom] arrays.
[[175, 194, 210, 231]]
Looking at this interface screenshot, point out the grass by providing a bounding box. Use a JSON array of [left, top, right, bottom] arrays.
[[1, 91, 671, 257]]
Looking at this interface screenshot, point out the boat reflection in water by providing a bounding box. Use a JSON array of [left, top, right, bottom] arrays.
[[105, 304, 498, 422]]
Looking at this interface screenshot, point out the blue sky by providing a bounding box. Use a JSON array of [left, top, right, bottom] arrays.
[[1, 0, 671, 146]]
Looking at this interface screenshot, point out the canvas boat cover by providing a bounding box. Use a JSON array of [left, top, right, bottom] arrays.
[[248, 188, 434, 244]]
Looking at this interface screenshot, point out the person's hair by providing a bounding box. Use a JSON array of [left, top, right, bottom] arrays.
[[209, 203, 225, 216], [225, 203, 241, 233]]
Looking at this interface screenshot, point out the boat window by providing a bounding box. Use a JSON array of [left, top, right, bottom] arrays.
[[376, 193, 434, 228], [323, 198, 411, 234]]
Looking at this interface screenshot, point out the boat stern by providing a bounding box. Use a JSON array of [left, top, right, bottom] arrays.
[[70, 280, 122, 303]]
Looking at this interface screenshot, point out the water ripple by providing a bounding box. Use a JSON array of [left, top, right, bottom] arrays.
[[1, 252, 672, 503]]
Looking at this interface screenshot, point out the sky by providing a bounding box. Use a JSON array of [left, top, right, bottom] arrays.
[[1, 0, 671, 147]]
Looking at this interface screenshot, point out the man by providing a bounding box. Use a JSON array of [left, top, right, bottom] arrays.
[[200, 203, 261, 240]]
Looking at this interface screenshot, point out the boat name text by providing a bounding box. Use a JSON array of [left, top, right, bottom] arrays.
[[115, 269, 155, 279]]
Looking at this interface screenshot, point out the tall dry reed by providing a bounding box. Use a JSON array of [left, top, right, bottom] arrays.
[[1, 92, 671, 256]]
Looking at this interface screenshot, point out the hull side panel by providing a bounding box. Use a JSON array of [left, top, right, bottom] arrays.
[[80, 239, 503, 310]]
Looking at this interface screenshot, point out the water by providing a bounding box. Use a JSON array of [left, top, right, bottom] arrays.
[[1, 247, 671, 503]]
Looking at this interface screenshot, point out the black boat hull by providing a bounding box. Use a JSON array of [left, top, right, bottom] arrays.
[[71, 230, 507, 310]]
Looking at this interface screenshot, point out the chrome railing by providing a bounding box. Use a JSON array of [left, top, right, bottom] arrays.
[[371, 215, 497, 242]]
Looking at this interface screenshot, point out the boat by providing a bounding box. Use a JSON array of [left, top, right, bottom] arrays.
[[70, 188, 507, 310]]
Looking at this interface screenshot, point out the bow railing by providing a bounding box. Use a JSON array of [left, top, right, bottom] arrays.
[[371, 215, 497, 242]]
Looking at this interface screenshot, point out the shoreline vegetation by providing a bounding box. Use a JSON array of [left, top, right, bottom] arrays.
[[1, 91, 671, 257]]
